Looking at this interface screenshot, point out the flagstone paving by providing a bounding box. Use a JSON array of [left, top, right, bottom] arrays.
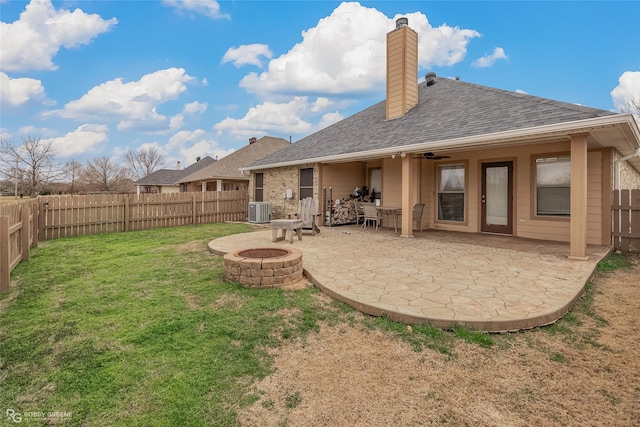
[[208, 225, 611, 332]]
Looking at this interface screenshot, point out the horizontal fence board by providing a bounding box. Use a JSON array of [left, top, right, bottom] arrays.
[[39, 191, 248, 239]]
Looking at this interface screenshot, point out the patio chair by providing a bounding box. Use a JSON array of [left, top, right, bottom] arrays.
[[297, 197, 321, 235], [353, 200, 365, 225], [362, 203, 381, 231], [395, 203, 425, 232]]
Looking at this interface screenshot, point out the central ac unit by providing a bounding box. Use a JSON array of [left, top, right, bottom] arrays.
[[248, 202, 271, 223]]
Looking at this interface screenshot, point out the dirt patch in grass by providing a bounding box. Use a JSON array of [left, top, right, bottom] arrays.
[[239, 256, 640, 427]]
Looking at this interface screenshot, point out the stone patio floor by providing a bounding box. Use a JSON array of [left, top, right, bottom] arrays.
[[208, 224, 612, 332]]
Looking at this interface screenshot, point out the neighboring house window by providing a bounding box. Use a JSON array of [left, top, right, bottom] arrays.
[[255, 173, 264, 202], [437, 164, 465, 222], [536, 156, 570, 216], [181, 183, 187, 192], [299, 168, 313, 199]]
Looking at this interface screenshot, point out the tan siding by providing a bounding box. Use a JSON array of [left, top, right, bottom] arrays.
[[409, 141, 607, 244], [321, 162, 366, 200], [386, 26, 418, 119]]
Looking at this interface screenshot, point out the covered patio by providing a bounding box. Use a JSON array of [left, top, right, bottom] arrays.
[[208, 225, 611, 332]]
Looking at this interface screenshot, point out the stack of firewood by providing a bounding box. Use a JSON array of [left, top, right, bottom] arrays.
[[329, 199, 357, 225]]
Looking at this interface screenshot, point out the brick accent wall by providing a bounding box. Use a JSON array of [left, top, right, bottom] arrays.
[[613, 149, 640, 189], [249, 165, 319, 219]]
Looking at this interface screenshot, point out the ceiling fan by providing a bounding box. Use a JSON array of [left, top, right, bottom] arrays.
[[423, 152, 451, 160]]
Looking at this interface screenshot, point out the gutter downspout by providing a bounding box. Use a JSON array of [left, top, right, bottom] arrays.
[[614, 148, 640, 190]]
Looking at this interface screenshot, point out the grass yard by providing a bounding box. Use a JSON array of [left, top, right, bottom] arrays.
[[1, 223, 638, 426], [0, 223, 335, 426]]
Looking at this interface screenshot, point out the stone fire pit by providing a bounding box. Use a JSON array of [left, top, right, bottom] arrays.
[[223, 247, 303, 288]]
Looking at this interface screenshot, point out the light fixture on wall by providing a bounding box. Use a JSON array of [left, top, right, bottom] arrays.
[[391, 152, 407, 159]]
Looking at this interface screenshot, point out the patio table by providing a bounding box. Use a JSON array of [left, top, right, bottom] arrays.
[[376, 206, 401, 232]]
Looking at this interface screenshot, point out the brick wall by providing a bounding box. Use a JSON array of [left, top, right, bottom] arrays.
[[613, 149, 640, 189], [249, 165, 319, 219]]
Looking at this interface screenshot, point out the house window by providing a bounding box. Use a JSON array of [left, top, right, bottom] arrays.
[[536, 156, 570, 216], [437, 164, 465, 222], [299, 168, 313, 199], [254, 173, 264, 202]]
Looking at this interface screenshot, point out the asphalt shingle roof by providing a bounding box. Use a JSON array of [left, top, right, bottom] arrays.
[[249, 76, 615, 168], [134, 156, 216, 186], [178, 136, 290, 183]]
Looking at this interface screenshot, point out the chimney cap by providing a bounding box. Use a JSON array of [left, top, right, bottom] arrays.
[[395, 17, 408, 29]]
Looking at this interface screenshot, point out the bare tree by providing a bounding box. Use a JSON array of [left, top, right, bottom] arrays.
[[619, 91, 640, 122], [0, 135, 63, 197], [630, 93, 640, 117], [82, 156, 129, 193], [124, 146, 165, 180], [64, 159, 85, 194]]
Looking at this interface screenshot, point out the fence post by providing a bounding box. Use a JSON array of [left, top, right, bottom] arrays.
[[124, 195, 130, 232], [192, 193, 196, 225], [31, 199, 39, 247], [21, 204, 30, 262], [38, 199, 46, 241], [1, 216, 9, 293]]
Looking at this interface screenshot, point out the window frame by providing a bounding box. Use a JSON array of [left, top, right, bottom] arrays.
[[299, 167, 314, 200], [254, 172, 264, 202], [436, 163, 466, 223], [533, 154, 571, 218]]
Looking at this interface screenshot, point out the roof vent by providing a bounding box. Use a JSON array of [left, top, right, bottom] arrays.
[[425, 72, 437, 86], [249, 137, 257, 144], [395, 17, 408, 29]]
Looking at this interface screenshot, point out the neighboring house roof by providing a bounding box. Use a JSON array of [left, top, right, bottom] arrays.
[[244, 76, 640, 170], [134, 156, 216, 186], [178, 136, 290, 183]]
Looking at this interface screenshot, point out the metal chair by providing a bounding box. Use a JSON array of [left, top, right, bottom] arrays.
[[395, 203, 425, 232], [353, 200, 365, 225], [362, 203, 380, 231]]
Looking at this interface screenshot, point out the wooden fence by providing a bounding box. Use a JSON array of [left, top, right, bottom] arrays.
[[612, 189, 640, 254], [1, 191, 248, 293], [0, 200, 38, 293]]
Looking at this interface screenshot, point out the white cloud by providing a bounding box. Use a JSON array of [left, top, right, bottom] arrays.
[[611, 71, 640, 114], [162, 0, 229, 20], [471, 47, 508, 68], [317, 111, 345, 130], [167, 129, 206, 149], [222, 44, 273, 68], [0, 72, 49, 107], [48, 68, 194, 133], [183, 101, 207, 114], [239, 2, 479, 97], [18, 125, 57, 136], [515, 89, 528, 95], [0, 0, 117, 72], [213, 97, 342, 138], [178, 140, 235, 163], [43, 124, 109, 157], [162, 129, 235, 165]]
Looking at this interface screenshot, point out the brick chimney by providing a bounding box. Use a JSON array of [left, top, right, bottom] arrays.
[[386, 17, 418, 119]]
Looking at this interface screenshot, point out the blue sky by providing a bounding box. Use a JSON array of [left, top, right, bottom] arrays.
[[1, 0, 639, 172]]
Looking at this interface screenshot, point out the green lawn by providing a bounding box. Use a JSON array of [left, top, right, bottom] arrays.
[[3, 223, 614, 426], [1, 224, 342, 426]]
